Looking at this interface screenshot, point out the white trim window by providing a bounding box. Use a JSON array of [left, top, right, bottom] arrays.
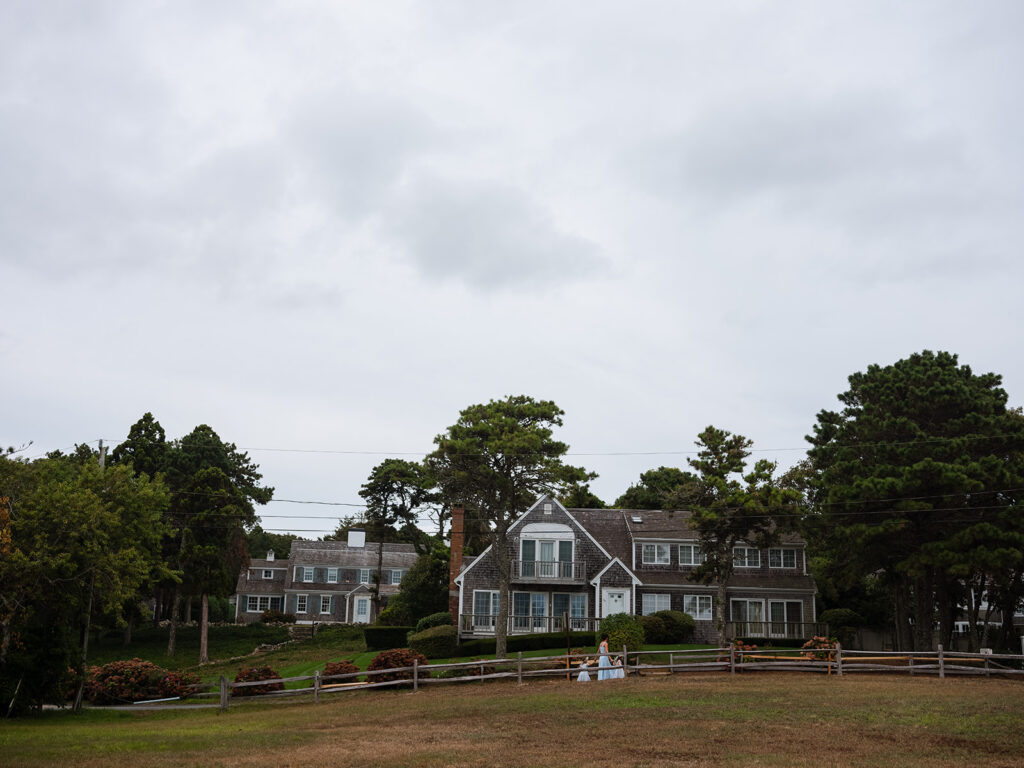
[[552, 593, 587, 630], [295, 566, 314, 583], [733, 547, 760, 568], [262, 569, 274, 580], [320, 595, 332, 614], [295, 595, 308, 614], [642, 543, 671, 565], [730, 598, 765, 635], [683, 594, 713, 621], [641, 593, 671, 615], [768, 548, 797, 569], [472, 590, 500, 630], [679, 544, 705, 566], [358, 568, 371, 585], [388, 569, 406, 585], [327, 568, 339, 584], [246, 595, 272, 613]]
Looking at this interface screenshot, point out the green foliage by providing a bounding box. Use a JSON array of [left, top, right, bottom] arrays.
[[653, 610, 695, 643], [639, 614, 667, 644], [85, 658, 199, 705], [408, 624, 458, 659], [382, 548, 450, 625], [598, 613, 645, 652], [364, 625, 415, 651], [366, 648, 430, 682], [244, 526, 298, 560], [807, 351, 1024, 651], [558, 482, 606, 508], [414, 611, 454, 634], [614, 466, 696, 509], [818, 608, 865, 647], [231, 665, 284, 696]]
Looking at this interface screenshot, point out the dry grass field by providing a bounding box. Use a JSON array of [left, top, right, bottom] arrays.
[[2, 672, 1023, 767]]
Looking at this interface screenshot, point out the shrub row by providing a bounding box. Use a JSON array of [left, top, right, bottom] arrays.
[[408, 624, 458, 658], [364, 625, 416, 651], [84, 659, 199, 705], [414, 611, 454, 634], [456, 630, 595, 657]]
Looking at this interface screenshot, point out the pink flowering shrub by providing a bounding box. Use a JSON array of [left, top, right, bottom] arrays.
[[85, 658, 199, 705], [802, 635, 837, 660], [232, 665, 285, 696]]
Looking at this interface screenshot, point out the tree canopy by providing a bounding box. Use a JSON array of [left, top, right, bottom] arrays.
[[427, 395, 590, 656], [807, 350, 1024, 651]]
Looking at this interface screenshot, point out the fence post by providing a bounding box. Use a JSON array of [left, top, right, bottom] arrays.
[[314, 669, 320, 703], [413, 658, 419, 692], [835, 642, 843, 677], [938, 644, 945, 680], [517, 651, 523, 685], [984, 655, 990, 677], [219, 676, 228, 712], [670, 653, 675, 674], [729, 644, 736, 676], [909, 650, 915, 676], [623, 645, 628, 676]]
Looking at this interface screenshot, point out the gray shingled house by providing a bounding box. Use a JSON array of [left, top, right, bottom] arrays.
[[234, 530, 420, 625], [451, 495, 818, 643]]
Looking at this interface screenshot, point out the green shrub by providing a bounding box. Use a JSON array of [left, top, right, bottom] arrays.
[[639, 614, 668, 644], [598, 613, 645, 652], [653, 610, 695, 642], [818, 608, 864, 646], [376, 603, 413, 626], [455, 638, 496, 656], [415, 612, 454, 634], [366, 648, 430, 683], [84, 659, 199, 705], [364, 625, 415, 651], [232, 665, 284, 697], [408, 624, 458, 659]]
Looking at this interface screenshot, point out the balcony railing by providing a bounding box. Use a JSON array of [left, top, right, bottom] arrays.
[[726, 621, 828, 641], [512, 560, 585, 583], [461, 613, 599, 635]]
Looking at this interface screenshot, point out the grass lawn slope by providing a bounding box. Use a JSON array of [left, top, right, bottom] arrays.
[[3, 674, 1022, 767]]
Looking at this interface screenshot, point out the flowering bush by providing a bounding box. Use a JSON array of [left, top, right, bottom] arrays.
[[366, 648, 430, 683], [259, 609, 296, 624], [322, 660, 359, 681], [801, 636, 837, 660], [85, 659, 199, 705], [231, 665, 284, 697]]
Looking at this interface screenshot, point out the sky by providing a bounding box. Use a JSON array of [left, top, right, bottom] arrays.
[[3, 1, 1022, 538]]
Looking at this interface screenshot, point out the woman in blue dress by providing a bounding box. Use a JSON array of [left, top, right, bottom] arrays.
[[597, 633, 613, 680]]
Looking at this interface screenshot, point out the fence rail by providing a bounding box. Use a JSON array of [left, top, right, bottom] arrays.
[[90, 644, 1024, 712]]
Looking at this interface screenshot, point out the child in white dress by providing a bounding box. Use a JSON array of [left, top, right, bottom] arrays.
[[577, 658, 591, 682]]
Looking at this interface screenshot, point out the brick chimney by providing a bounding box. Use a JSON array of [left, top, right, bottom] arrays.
[[448, 506, 465, 618]]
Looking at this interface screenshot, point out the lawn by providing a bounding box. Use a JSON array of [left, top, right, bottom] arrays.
[[2, 673, 1022, 767]]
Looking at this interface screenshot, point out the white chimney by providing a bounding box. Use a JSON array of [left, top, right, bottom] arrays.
[[266, 549, 275, 561], [348, 529, 366, 548]]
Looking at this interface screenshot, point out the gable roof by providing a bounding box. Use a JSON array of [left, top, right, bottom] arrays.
[[590, 557, 642, 586]]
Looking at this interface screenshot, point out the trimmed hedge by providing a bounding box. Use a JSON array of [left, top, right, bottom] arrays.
[[364, 625, 415, 651], [414, 612, 454, 634], [639, 614, 668, 644], [597, 613, 645, 652], [408, 624, 458, 659], [456, 631, 594, 657], [652, 610, 695, 643], [85, 659, 199, 705]]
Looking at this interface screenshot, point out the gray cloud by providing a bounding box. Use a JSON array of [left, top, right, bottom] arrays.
[[389, 175, 604, 290]]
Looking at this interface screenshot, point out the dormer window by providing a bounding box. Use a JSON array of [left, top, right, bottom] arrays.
[[543, 503, 552, 515], [262, 569, 274, 579], [642, 543, 671, 565], [519, 522, 575, 579]]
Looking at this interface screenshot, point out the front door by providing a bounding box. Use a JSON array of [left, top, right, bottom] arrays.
[[353, 596, 371, 624], [601, 588, 628, 618]]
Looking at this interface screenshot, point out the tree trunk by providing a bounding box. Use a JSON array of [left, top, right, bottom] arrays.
[[493, 523, 511, 659], [123, 614, 133, 647], [198, 594, 209, 664], [913, 570, 935, 651], [893, 577, 912, 652], [715, 579, 729, 648], [185, 595, 193, 625], [167, 587, 182, 657], [73, 573, 96, 712], [935, 577, 952, 651], [967, 576, 986, 653]]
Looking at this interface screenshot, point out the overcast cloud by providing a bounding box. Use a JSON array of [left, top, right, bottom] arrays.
[[3, 1, 1022, 536]]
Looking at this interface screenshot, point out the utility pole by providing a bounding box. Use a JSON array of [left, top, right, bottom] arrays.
[[98, 439, 107, 470]]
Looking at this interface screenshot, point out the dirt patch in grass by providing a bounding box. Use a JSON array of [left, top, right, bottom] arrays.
[[4, 673, 1023, 767]]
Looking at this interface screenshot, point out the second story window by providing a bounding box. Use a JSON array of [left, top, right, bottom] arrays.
[[769, 548, 797, 569], [327, 568, 339, 583], [295, 566, 314, 582], [679, 544, 705, 566], [642, 543, 671, 565], [358, 568, 371, 585], [521, 539, 574, 577], [733, 547, 760, 568], [262, 569, 274, 579]]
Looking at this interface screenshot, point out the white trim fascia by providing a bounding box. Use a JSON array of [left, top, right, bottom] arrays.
[[589, 557, 642, 587], [723, 586, 816, 594], [641, 583, 718, 591]]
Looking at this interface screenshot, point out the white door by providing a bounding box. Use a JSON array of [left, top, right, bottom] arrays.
[[602, 588, 629, 618], [353, 596, 371, 624]]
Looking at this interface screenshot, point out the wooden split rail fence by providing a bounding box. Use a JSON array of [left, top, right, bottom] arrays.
[[96, 644, 1024, 712]]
